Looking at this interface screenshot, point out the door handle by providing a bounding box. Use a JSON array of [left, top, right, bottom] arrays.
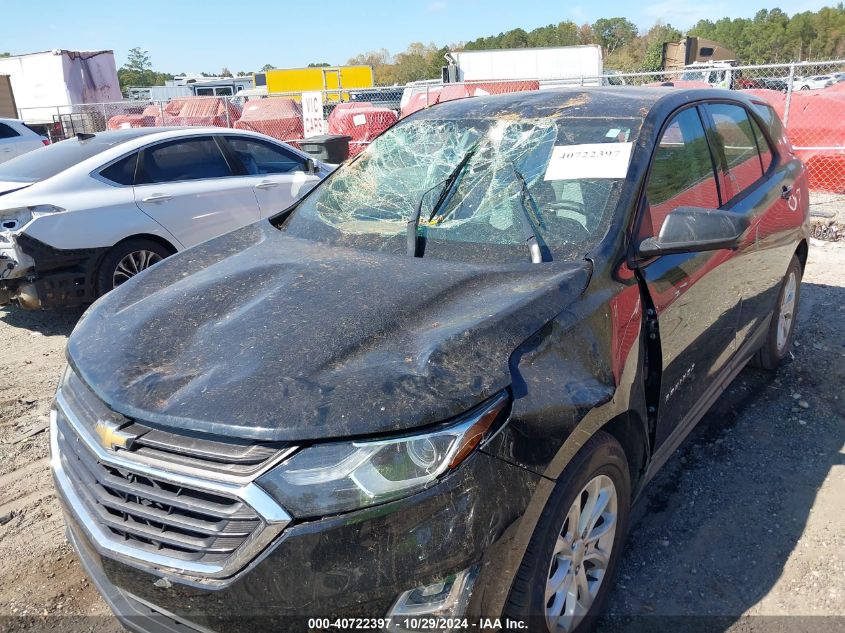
[[255, 181, 279, 190], [781, 185, 793, 200], [142, 193, 173, 203]]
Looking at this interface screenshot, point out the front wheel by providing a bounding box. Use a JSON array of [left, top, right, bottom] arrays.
[[504, 431, 631, 632], [96, 238, 171, 296]]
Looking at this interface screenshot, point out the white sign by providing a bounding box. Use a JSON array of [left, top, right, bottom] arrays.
[[302, 91, 328, 138], [544, 142, 634, 181], [352, 113, 367, 126]]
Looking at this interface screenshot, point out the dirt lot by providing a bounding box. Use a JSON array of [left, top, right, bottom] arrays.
[[0, 241, 842, 633]]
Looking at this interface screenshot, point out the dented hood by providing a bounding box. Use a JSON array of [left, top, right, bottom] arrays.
[[67, 222, 591, 441]]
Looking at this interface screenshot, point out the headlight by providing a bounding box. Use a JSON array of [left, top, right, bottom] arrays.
[[0, 205, 64, 231], [257, 392, 509, 517]]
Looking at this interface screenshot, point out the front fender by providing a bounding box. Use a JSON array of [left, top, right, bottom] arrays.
[[473, 276, 649, 619]]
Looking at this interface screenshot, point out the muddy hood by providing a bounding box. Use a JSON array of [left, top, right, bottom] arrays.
[[67, 222, 591, 442]]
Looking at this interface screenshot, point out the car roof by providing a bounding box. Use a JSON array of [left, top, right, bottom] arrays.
[[67, 126, 275, 143], [409, 86, 752, 122], [70, 127, 230, 143], [47, 126, 289, 153]]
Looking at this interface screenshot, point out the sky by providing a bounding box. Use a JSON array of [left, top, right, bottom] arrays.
[[0, 0, 834, 73]]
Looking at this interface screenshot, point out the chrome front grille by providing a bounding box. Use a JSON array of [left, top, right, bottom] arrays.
[[59, 368, 290, 478], [57, 419, 263, 564], [51, 369, 292, 579]]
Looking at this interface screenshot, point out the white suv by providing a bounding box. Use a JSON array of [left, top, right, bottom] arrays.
[[0, 118, 48, 163]]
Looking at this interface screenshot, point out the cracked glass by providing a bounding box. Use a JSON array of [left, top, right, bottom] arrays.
[[282, 109, 643, 263]]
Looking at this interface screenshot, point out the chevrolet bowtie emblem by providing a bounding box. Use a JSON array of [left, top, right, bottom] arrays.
[[94, 420, 136, 451]]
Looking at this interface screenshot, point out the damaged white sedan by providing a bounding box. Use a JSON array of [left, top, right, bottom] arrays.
[[0, 127, 328, 309]]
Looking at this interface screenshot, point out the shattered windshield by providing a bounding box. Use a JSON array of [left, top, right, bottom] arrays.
[[282, 109, 642, 263]]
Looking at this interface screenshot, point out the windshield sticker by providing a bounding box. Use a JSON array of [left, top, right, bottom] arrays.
[[353, 114, 367, 126], [544, 143, 633, 181]]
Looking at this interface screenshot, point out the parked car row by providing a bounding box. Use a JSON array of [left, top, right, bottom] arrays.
[[4, 86, 808, 631]]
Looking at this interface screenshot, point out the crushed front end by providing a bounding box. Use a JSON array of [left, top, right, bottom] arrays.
[[0, 230, 102, 309], [51, 367, 541, 632]]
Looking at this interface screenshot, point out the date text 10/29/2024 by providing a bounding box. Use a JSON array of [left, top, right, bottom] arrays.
[[308, 618, 528, 630]]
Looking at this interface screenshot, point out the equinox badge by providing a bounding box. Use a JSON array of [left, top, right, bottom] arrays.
[[94, 419, 136, 451]]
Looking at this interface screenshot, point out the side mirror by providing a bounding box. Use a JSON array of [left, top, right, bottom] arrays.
[[637, 206, 749, 258], [305, 158, 317, 175]]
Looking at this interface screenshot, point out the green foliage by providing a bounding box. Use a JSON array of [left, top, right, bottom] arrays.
[[689, 5, 845, 62], [643, 23, 683, 71], [464, 21, 581, 50], [260, 64, 276, 72], [593, 17, 638, 55], [125, 47, 151, 73], [117, 68, 174, 96], [307, 62, 331, 67], [0, 52, 11, 58], [347, 44, 445, 85], [117, 48, 172, 96]]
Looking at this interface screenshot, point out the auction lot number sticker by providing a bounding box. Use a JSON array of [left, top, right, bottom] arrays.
[[544, 142, 634, 181]]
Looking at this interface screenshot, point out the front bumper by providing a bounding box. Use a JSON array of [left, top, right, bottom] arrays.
[[66, 519, 214, 633], [0, 233, 104, 308], [55, 436, 541, 632]]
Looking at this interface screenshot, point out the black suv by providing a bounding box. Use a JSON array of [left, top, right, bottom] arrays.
[[52, 87, 809, 633]]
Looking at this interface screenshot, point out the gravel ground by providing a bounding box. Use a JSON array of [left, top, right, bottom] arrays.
[[0, 241, 842, 633]]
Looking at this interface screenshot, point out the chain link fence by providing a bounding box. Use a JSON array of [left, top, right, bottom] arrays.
[[17, 60, 845, 238]]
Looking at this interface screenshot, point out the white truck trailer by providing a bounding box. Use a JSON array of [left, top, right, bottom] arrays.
[[0, 49, 121, 124], [443, 46, 604, 86]]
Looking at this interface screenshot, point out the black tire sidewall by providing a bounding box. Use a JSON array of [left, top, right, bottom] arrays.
[[508, 432, 632, 633], [97, 239, 171, 296]]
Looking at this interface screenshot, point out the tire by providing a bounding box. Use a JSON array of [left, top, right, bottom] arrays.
[[503, 431, 631, 633], [96, 238, 171, 296], [751, 255, 802, 371]]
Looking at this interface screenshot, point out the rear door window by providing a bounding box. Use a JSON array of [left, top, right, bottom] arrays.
[[0, 123, 20, 139], [642, 107, 720, 239], [224, 136, 305, 175], [137, 137, 233, 184], [706, 103, 764, 201], [751, 102, 785, 142], [749, 116, 773, 173], [99, 152, 139, 186]]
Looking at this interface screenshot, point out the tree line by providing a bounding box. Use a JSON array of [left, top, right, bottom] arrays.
[[347, 4, 845, 82], [115, 4, 845, 93]]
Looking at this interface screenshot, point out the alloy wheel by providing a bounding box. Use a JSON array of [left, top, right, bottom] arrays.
[[112, 250, 163, 287], [776, 269, 797, 354], [545, 474, 618, 632]]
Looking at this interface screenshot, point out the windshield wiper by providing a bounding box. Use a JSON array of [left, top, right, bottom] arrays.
[[511, 164, 545, 264], [406, 146, 478, 257]]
